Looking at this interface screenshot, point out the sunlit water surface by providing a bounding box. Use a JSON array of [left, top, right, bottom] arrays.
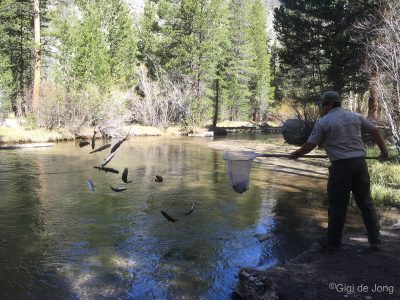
[[0, 134, 369, 299]]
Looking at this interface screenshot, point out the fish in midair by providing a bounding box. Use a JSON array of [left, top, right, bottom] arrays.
[[110, 185, 127, 192], [87, 179, 95, 191], [184, 202, 196, 215], [79, 141, 90, 148], [100, 152, 116, 169], [93, 166, 119, 174], [110, 136, 128, 154], [161, 210, 177, 223], [122, 168, 132, 183], [91, 129, 96, 150], [155, 175, 163, 182], [90, 144, 111, 154]]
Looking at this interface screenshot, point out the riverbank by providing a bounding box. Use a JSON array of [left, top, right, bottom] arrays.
[[0, 124, 181, 143], [0, 119, 256, 143], [234, 226, 400, 300]]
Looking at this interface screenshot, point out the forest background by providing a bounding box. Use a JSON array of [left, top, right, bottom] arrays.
[[0, 0, 399, 144]]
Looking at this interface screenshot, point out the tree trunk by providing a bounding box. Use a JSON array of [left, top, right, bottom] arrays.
[[212, 78, 219, 127], [368, 74, 379, 120], [32, 0, 41, 113], [368, 87, 379, 120]]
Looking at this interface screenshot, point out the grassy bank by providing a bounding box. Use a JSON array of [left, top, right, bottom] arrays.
[[367, 147, 400, 207], [0, 120, 257, 143], [0, 124, 172, 144]]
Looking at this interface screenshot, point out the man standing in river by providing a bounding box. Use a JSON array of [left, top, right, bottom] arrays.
[[289, 91, 388, 250]]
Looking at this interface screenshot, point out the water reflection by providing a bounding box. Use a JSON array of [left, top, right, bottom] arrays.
[[0, 136, 368, 299]]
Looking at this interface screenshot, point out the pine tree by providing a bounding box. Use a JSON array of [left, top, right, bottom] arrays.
[[157, 0, 230, 126], [248, 0, 274, 121], [0, 0, 51, 114], [222, 0, 255, 121], [0, 0, 34, 113], [137, 0, 162, 78], [102, 0, 137, 88], [73, 2, 111, 88], [274, 0, 379, 103], [0, 53, 14, 117]]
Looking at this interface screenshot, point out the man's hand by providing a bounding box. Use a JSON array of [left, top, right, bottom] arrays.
[[289, 150, 300, 160], [379, 151, 389, 161], [289, 142, 317, 160]]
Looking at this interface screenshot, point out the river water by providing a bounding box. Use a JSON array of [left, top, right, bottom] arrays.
[[0, 134, 373, 299]]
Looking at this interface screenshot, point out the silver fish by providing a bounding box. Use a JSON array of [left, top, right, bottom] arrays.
[[79, 141, 90, 148], [110, 185, 127, 192], [161, 210, 177, 223], [93, 166, 119, 174], [90, 144, 111, 154], [91, 130, 96, 150], [184, 202, 196, 215], [122, 168, 132, 183], [110, 137, 127, 153], [87, 179, 95, 191], [100, 152, 116, 169]]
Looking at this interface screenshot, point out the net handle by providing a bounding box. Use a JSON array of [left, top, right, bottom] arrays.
[[257, 153, 380, 159]]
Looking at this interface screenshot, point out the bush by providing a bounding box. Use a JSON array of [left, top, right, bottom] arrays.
[[37, 81, 131, 136], [128, 66, 189, 128]]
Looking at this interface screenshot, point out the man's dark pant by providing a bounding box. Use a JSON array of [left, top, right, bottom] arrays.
[[327, 157, 380, 246]]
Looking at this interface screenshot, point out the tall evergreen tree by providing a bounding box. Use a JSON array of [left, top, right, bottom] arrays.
[[0, 0, 50, 114], [248, 0, 274, 121], [157, 0, 230, 125], [138, 0, 163, 78], [102, 0, 137, 88], [274, 0, 379, 103], [0, 0, 35, 113], [72, 2, 111, 88], [222, 0, 255, 120]]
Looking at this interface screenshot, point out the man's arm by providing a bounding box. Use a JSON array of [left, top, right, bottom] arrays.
[[370, 127, 389, 159], [289, 142, 317, 159]]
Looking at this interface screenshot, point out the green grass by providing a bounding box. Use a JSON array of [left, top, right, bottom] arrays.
[[366, 146, 400, 207]]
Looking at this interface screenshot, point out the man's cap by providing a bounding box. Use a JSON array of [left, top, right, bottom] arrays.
[[318, 91, 341, 106]]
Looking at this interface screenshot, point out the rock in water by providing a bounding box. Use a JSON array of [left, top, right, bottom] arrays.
[[235, 268, 279, 300], [281, 119, 315, 146]]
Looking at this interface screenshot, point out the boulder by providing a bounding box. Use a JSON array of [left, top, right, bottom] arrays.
[[281, 119, 314, 146], [208, 126, 228, 136], [234, 268, 279, 300]]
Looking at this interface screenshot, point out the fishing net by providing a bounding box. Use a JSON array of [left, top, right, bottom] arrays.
[[222, 151, 259, 194]]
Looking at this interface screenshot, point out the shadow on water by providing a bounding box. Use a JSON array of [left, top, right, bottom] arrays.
[[0, 135, 370, 299]]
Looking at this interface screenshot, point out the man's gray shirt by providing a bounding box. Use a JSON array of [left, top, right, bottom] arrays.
[[307, 107, 377, 162]]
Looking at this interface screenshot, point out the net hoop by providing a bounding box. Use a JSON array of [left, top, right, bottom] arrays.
[[222, 151, 258, 194]]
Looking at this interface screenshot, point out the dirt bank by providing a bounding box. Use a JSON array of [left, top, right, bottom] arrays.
[[234, 227, 400, 300]]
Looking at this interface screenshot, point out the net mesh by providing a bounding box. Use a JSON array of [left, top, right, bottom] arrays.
[[222, 151, 258, 194]]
